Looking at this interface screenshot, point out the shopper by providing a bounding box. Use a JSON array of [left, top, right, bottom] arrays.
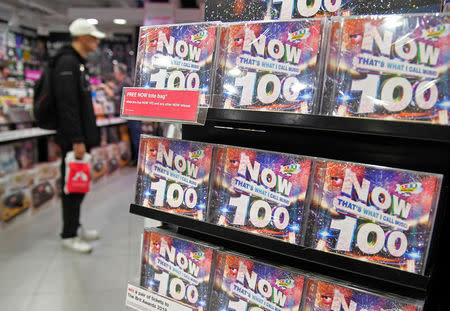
[[54, 18, 105, 253], [0, 60, 12, 80], [101, 62, 141, 165]]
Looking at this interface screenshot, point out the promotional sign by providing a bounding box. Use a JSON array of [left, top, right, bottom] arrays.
[[323, 14, 449, 124], [205, 0, 442, 22], [129, 22, 218, 123], [306, 160, 442, 274], [216, 20, 325, 113], [136, 136, 213, 220], [121, 88, 200, 122], [210, 252, 306, 311], [303, 278, 423, 310], [141, 229, 217, 311], [126, 283, 194, 311], [209, 146, 313, 244]]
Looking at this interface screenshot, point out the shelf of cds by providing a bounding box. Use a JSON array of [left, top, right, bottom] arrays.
[[121, 14, 449, 127], [125, 133, 447, 310], [127, 226, 426, 311], [123, 3, 449, 311]]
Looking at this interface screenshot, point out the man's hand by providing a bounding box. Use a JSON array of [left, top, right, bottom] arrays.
[[73, 142, 86, 160]]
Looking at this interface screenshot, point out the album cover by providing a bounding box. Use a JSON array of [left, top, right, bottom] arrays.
[[136, 135, 213, 220], [118, 141, 131, 167], [210, 251, 306, 311], [322, 14, 449, 124], [303, 277, 423, 310], [31, 162, 58, 210], [1, 170, 32, 223], [90, 147, 108, 182], [215, 20, 326, 114], [306, 160, 442, 274], [134, 22, 219, 109], [205, 0, 441, 22], [141, 228, 218, 311], [341, 0, 442, 15], [209, 146, 313, 244]]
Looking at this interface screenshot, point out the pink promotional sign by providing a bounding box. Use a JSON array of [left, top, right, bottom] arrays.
[[121, 87, 199, 122], [24, 69, 42, 81]]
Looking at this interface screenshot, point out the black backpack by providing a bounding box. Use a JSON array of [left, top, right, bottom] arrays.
[[33, 58, 57, 129]]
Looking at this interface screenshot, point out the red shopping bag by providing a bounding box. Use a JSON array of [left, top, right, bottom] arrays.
[[64, 152, 92, 194]]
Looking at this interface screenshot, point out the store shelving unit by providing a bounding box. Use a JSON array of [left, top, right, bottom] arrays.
[[130, 108, 449, 310], [0, 127, 56, 145], [130, 203, 429, 297], [0, 118, 127, 145]]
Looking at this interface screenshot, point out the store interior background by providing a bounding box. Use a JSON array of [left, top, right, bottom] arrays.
[[0, 0, 205, 77], [1, 1, 449, 311], [0, 1, 200, 310]]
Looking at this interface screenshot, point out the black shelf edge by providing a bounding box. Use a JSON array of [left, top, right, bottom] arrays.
[[130, 203, 429, 299], [206, 108, 450, 143]]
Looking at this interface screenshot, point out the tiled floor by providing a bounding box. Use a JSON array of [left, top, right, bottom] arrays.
[[0, 167, 158, 311]]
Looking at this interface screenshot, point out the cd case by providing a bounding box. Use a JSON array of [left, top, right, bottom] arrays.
[[208, 145, 313, 244], [322, 13, 449, 124], [303, 275, 424, 310], [214, 19, 326, 114], [140, 228, 219, 311], [126, 22, 219, 125], [136, 135, 213, 220], [210, 251, 307, 311], [205, 0, 441, 22], [305, 159, 442, 275]]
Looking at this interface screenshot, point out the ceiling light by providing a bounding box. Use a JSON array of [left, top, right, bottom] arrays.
[[87, 18, 98, 25], [113, 19, 127, 25]]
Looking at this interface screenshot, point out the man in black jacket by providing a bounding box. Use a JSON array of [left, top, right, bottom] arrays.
[[55, 18, 104, 253]]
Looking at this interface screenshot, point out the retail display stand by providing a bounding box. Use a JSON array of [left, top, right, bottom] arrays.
[[124, 7, 449, 311], [180, 110, 449, 310], [128, 112, 449, 310]]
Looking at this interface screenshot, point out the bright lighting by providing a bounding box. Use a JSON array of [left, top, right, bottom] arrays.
[[87, 18, 98, 25], [113, 19, 127, 25]]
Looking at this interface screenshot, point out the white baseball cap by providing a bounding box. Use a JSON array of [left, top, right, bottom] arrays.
[[69, 18, 106, 39]]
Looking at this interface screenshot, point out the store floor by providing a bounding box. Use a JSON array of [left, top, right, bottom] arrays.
[[0, 167, 156, 311]]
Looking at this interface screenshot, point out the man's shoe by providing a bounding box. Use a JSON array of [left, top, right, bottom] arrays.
[[62, 237, 92, 254], [77, 227, 100, 241]]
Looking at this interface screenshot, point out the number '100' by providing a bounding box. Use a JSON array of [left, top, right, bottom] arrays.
[[352, 75, 438, 113], [150, 69, 200, 90]]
